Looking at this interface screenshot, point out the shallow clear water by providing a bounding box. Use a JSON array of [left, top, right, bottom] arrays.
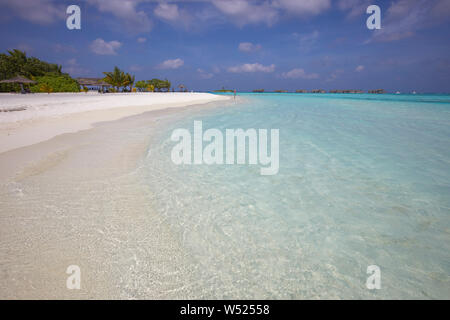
[[141, 93, 450, 299]]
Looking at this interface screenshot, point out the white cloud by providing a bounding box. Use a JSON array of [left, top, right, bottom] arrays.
[[367, 0, 450, 43], [1, 0, 153, 32], [137, 37, 147, 43], [211, 0, 331, 26], [228, 63, 275, 73], [0, 0, 65, 25], [212, 0, 278, 26], [88, 0, 152, 32], [90, 38, 122, 55], [273, 0, 331, 16], [157, 58, 184, 69], [355, 65, 365, 72], [338, 0, 371, 18], [238, 42, 262, 53], [153, 2, 194, 29], [154, 2, 179, 21], [281, 68, 319, 79]]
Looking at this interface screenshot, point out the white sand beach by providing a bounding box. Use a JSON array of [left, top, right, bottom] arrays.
[[0, 92, 229, 153], [0, 92, 231, 299]]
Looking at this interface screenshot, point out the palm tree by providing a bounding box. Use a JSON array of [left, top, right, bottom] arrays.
[[103, 66, 126, 91], [124, 73, 135, 92]]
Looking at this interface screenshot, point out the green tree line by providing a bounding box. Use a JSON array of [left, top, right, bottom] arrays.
[[135, 79, 171, 92], [102, 67, 171, 93], [1, 49, 173, 94], [0, 49, 79, 93]]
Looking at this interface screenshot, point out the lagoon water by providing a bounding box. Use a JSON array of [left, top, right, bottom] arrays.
[[140, 93, 450, 299], [1, 93, 448, 299]]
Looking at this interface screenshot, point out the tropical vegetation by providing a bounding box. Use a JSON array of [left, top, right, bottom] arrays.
[[30, 74, 79, 93], [0, 49, 79, 93], [0, 49, 174, 94], [39, 83, 53, 94], [135, 79, 171, 92], [102, 66, 137, 92], [214, 87, 233, 93]]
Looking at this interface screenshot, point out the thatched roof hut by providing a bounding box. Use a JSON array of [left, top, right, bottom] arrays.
[[0, 75, 37, 84], [76, 78, 111, 92], [0, 75, 37, 93], [76, 78, 110, 86]]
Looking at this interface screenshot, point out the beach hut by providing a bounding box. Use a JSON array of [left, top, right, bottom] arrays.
[[0, 75, 37, 93], [178, 84, 187, 92], [76, 78, 111, 93]]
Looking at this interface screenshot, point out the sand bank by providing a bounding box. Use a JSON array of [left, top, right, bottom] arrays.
[[0, 92, 229, 153]]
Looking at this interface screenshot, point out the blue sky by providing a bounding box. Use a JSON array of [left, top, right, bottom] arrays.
[[0, 0, 449, 92]]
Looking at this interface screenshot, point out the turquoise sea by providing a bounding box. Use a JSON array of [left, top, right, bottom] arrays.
[[141, 93, 450, 299]]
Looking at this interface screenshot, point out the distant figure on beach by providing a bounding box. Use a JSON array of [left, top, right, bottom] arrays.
[[234, 89, 236, 100]]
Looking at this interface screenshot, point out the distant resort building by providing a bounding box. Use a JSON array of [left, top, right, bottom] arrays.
[[76, 78, 111, 92], [329, 89, 363, 93], [368, 89, 385, 94], [250, 88, 385, 94]]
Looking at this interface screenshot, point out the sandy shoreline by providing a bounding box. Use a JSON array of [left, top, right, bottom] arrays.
[[0, 96, 233, 299], [0, 92, 229, 154]]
